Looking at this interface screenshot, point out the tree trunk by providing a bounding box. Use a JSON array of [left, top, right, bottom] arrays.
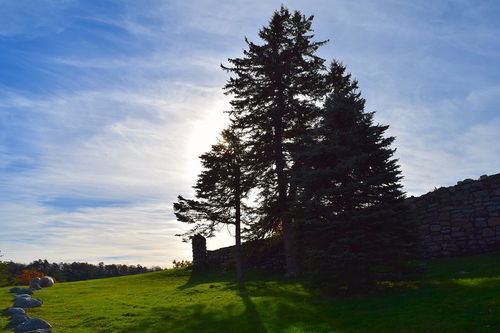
[[273, 102, 299, 277], [284, 184, 299, 277], [282, 216, 299, 277], [234, 165, 244, 286], [234, 215, 244, 286]]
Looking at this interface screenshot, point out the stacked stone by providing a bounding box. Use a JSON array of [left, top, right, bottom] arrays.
[[4, 277, 54, 333], [408, 173, 500, 258], [204, 238, 285, 271], [192, 234, 208, 268], [207, 246, 234, 268], [196, 173, 500, 267]]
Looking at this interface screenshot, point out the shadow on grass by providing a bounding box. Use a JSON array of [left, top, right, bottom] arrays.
[[177, 268, 236, 290], [238, 287, 267, 333], [427, 276, 500, 289], [178, 267, 294, 290], [121, 299, 268, 332], [126, 255, 500, 333], [421, 251, 500, 281], [124, 269, 316, 333]]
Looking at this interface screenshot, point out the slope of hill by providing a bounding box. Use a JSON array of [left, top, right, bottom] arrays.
[[2, 252, 500, 332]]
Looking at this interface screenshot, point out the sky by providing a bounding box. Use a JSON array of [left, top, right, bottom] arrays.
[[1, 0, 499, 267]]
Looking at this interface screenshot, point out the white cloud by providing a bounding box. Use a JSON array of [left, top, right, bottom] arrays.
[[368, 89, 500, 196], [0, 70, 232, 266], [0, 201, 184, 266]]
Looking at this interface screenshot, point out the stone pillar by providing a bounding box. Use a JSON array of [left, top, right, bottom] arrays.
[[192, 234, 207, 268]]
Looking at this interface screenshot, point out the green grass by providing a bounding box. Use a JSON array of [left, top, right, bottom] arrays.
[[2, 252, 500, 332]]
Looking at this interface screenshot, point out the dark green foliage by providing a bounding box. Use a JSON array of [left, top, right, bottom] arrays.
[[222, 5, 330, 276], [297, 61, 421, 294]]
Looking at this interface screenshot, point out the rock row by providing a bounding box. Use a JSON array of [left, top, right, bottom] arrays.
[[5, 276, 54, 333]]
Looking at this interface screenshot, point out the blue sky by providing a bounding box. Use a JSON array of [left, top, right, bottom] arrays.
[[1, 0, 499, 266]]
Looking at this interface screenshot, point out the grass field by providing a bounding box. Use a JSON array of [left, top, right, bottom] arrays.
[[2, 251, 500, 332]]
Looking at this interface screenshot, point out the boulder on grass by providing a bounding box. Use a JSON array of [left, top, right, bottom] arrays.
[[9, 287, 33, 295], [39, 277, 54, 288], [15, 318, 52, 333], [10, 313, 30, 326], [14, 297, 43, 308], [14, 294, 32, 301], [21, 330, 51, 333], [6, 307, 26, 315], [30, 277, 42, 290]]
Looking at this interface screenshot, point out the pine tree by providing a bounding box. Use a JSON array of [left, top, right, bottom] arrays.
[[174, 128, 252, 284], [222, 6, 329, 276], [296, 61, 420, 293]]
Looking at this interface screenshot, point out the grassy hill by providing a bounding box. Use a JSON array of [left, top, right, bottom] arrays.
[[2, 252, 500, 332]]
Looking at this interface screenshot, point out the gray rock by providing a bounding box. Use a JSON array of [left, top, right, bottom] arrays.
[[15, 294, 32, 300], [10, 313, 30, 326], [15, 318, 52, 333], [5, 307, 26, 315], [14, 297, 43, 308], [22, 330, 51, 333], [39, 277, 54, 288], [30, 277, 42, 290], [10, 287, 33, 295], [31, 284, 42, 291]]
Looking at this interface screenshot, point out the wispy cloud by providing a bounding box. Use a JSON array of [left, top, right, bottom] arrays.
[[0, 0, 75, 38]]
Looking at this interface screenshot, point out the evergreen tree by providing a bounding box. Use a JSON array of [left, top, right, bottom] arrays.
[[222, 6, 329, 276], [174, 128, 252, 284], [296, 61, 420, 293]]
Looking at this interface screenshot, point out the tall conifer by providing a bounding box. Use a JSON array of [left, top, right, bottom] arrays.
[[296, 61, 420, 293], [222, 6, 329, 276]]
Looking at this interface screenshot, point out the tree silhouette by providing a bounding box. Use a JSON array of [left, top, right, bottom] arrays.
[[174, 128, 253, 284], [295, 61, 420, 293], [222, 6, 329, 276]]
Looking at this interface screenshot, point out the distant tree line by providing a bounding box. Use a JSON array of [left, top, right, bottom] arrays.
[[0, 259, 163, 284], [174, 6, 420, 294], [0, 251, 8, 287]]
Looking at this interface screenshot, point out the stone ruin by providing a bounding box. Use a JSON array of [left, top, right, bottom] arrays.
[[191, 234, 207, 267], [408, 173, 500, 257], [192, 173, 500, 269]]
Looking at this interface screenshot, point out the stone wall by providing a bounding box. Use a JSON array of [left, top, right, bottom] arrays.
[[206, 237, 285, 271], [194, 173, 500, 268], [191, 237, 285, 271], [408, 173, 500, 258]]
